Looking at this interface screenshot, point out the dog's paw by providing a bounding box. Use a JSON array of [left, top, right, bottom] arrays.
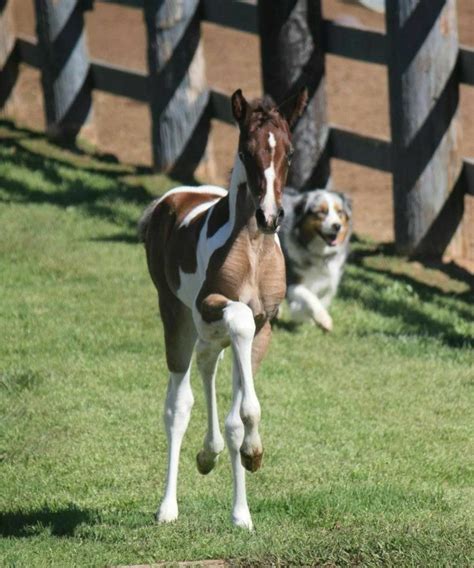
[[313, 311, 333, 332]]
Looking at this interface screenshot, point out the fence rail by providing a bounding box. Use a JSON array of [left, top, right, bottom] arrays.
[[2, 0, 474, 257], [14, 31, 474, 198]]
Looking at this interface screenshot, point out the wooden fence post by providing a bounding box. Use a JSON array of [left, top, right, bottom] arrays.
[[34, 0, 94, 142], [386, 0, 464, 257], [258, 0, 330, 190], [0, 0, 19, 113], [144, 0, 213, 181]]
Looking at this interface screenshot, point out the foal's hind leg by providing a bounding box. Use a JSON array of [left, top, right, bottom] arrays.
[[157, 299, 197, 523], [195, 340, 225, 474]]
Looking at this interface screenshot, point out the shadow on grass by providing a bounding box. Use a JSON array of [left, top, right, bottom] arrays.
[[0, 119, 177, 240], [275, 238, 472, 348], [351, 241, 473, 295], [339, 242, 473, 349], [0, 504, 96, 538]]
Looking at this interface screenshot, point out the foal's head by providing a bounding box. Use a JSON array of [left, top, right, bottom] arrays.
[[231, 88, 307, 233]]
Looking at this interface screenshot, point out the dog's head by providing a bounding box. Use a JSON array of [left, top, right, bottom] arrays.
[[292, 189, 352, 247]]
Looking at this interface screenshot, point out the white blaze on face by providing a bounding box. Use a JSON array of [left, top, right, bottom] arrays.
[[262, 132, 277, 217]]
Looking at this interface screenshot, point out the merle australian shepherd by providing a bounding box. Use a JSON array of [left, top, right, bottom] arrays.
[[279, 188, 352, 331]]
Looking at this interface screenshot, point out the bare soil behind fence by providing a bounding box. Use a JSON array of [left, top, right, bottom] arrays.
[[7, 0, 474, 267]]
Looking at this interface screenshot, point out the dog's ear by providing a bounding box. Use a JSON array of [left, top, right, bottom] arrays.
[[293, 192, 309, 226], [336, 191, 352, 218]]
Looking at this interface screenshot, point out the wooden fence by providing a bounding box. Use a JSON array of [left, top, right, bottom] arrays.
[[1, 0, 473, 258]]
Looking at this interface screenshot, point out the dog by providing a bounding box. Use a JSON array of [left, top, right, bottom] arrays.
[[279, 188, 352, 331]]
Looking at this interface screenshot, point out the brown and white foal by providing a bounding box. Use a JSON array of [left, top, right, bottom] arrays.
[[139, 89, 307, 530]]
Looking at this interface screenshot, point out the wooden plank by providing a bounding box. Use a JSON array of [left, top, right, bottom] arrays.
[[202, 0, 257, 34], [259, 0, 330, 189], [210, 90, 234, 125], [323, 20, 386, 65], [144, 0, 212, 178], [0, 0, 19, 111], [459, 46, 474, 86], [16, 35, 40, 67], [204, 0, 386, 65], [96, 0, 142, 8], [34, 0, 95, 141], [90, 59, 148, 102], [17, 35, 149, 103], [463, 158, 474, 196], [386, 0, 463, 257], [329, 126, 392, 172], [210, 90, 392, 172]]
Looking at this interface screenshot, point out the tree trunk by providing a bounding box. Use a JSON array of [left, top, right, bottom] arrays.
[[386, 0, 464, 258], [258, 0, 330, 190], [144, 0, 214, 181], [34, 0, 94, 142]]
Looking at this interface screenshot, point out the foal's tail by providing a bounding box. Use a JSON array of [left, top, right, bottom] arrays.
[[137, 198, 160, 243]]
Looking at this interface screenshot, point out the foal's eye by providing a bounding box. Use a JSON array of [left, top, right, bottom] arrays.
[[238, 151, 245, 163]]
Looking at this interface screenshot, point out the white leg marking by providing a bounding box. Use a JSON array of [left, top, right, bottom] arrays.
[[196, 340, 225, 474], [287, 284, 333, 332], [223, 302, 262, 469], [226, 360, 253, 530], [157, 368, 194, 523]]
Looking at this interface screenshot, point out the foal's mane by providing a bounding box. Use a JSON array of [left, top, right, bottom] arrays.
[[246, 96, 285, 130]]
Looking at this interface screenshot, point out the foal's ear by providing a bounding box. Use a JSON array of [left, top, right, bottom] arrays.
[[281, 87, 308, 130], [231, 89, 249, 125]]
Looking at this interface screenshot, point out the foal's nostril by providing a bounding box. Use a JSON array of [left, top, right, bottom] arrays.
[[256, 208, 266, 228], [277, 208, 285, 221], [332, 222, 341, 232]]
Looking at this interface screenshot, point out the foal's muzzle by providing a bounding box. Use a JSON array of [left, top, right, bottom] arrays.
[[256, 207, 284, 233]]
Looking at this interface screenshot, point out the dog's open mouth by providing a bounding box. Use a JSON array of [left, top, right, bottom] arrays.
[[319, 231, 339, 246]]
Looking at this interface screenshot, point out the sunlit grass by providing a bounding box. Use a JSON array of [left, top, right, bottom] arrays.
[[1, 121, 473, 567]]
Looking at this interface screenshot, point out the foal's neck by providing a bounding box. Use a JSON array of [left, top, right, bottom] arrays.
[[228, 154, 261, 239]]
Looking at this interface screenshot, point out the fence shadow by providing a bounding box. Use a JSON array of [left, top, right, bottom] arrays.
[[275, 238, 472, 348], [0, 120, 165, 237], [339, 241, 473, 348], [0, 504, 96, 538]]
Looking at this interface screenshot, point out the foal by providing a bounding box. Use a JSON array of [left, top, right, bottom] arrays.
[[139, 88, 307, 529]]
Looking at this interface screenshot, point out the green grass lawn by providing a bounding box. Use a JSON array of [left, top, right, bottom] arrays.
[[1, 120, 473, 567]]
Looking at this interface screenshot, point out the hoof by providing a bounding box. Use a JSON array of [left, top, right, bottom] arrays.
[[196, 450, 219, 475], [232, 509, 253, 531], [156, 500, 178, 523], [240, 449, 263, 472]]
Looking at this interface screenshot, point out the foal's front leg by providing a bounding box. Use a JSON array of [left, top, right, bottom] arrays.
[[156, 307, 197, 524], [223, 302, 263, 472]]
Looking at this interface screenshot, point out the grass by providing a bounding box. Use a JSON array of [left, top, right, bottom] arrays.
[[0, 119, 473, 567]]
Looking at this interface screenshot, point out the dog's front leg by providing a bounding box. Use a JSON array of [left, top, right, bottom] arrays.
[[287, 284, 333, 331]]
